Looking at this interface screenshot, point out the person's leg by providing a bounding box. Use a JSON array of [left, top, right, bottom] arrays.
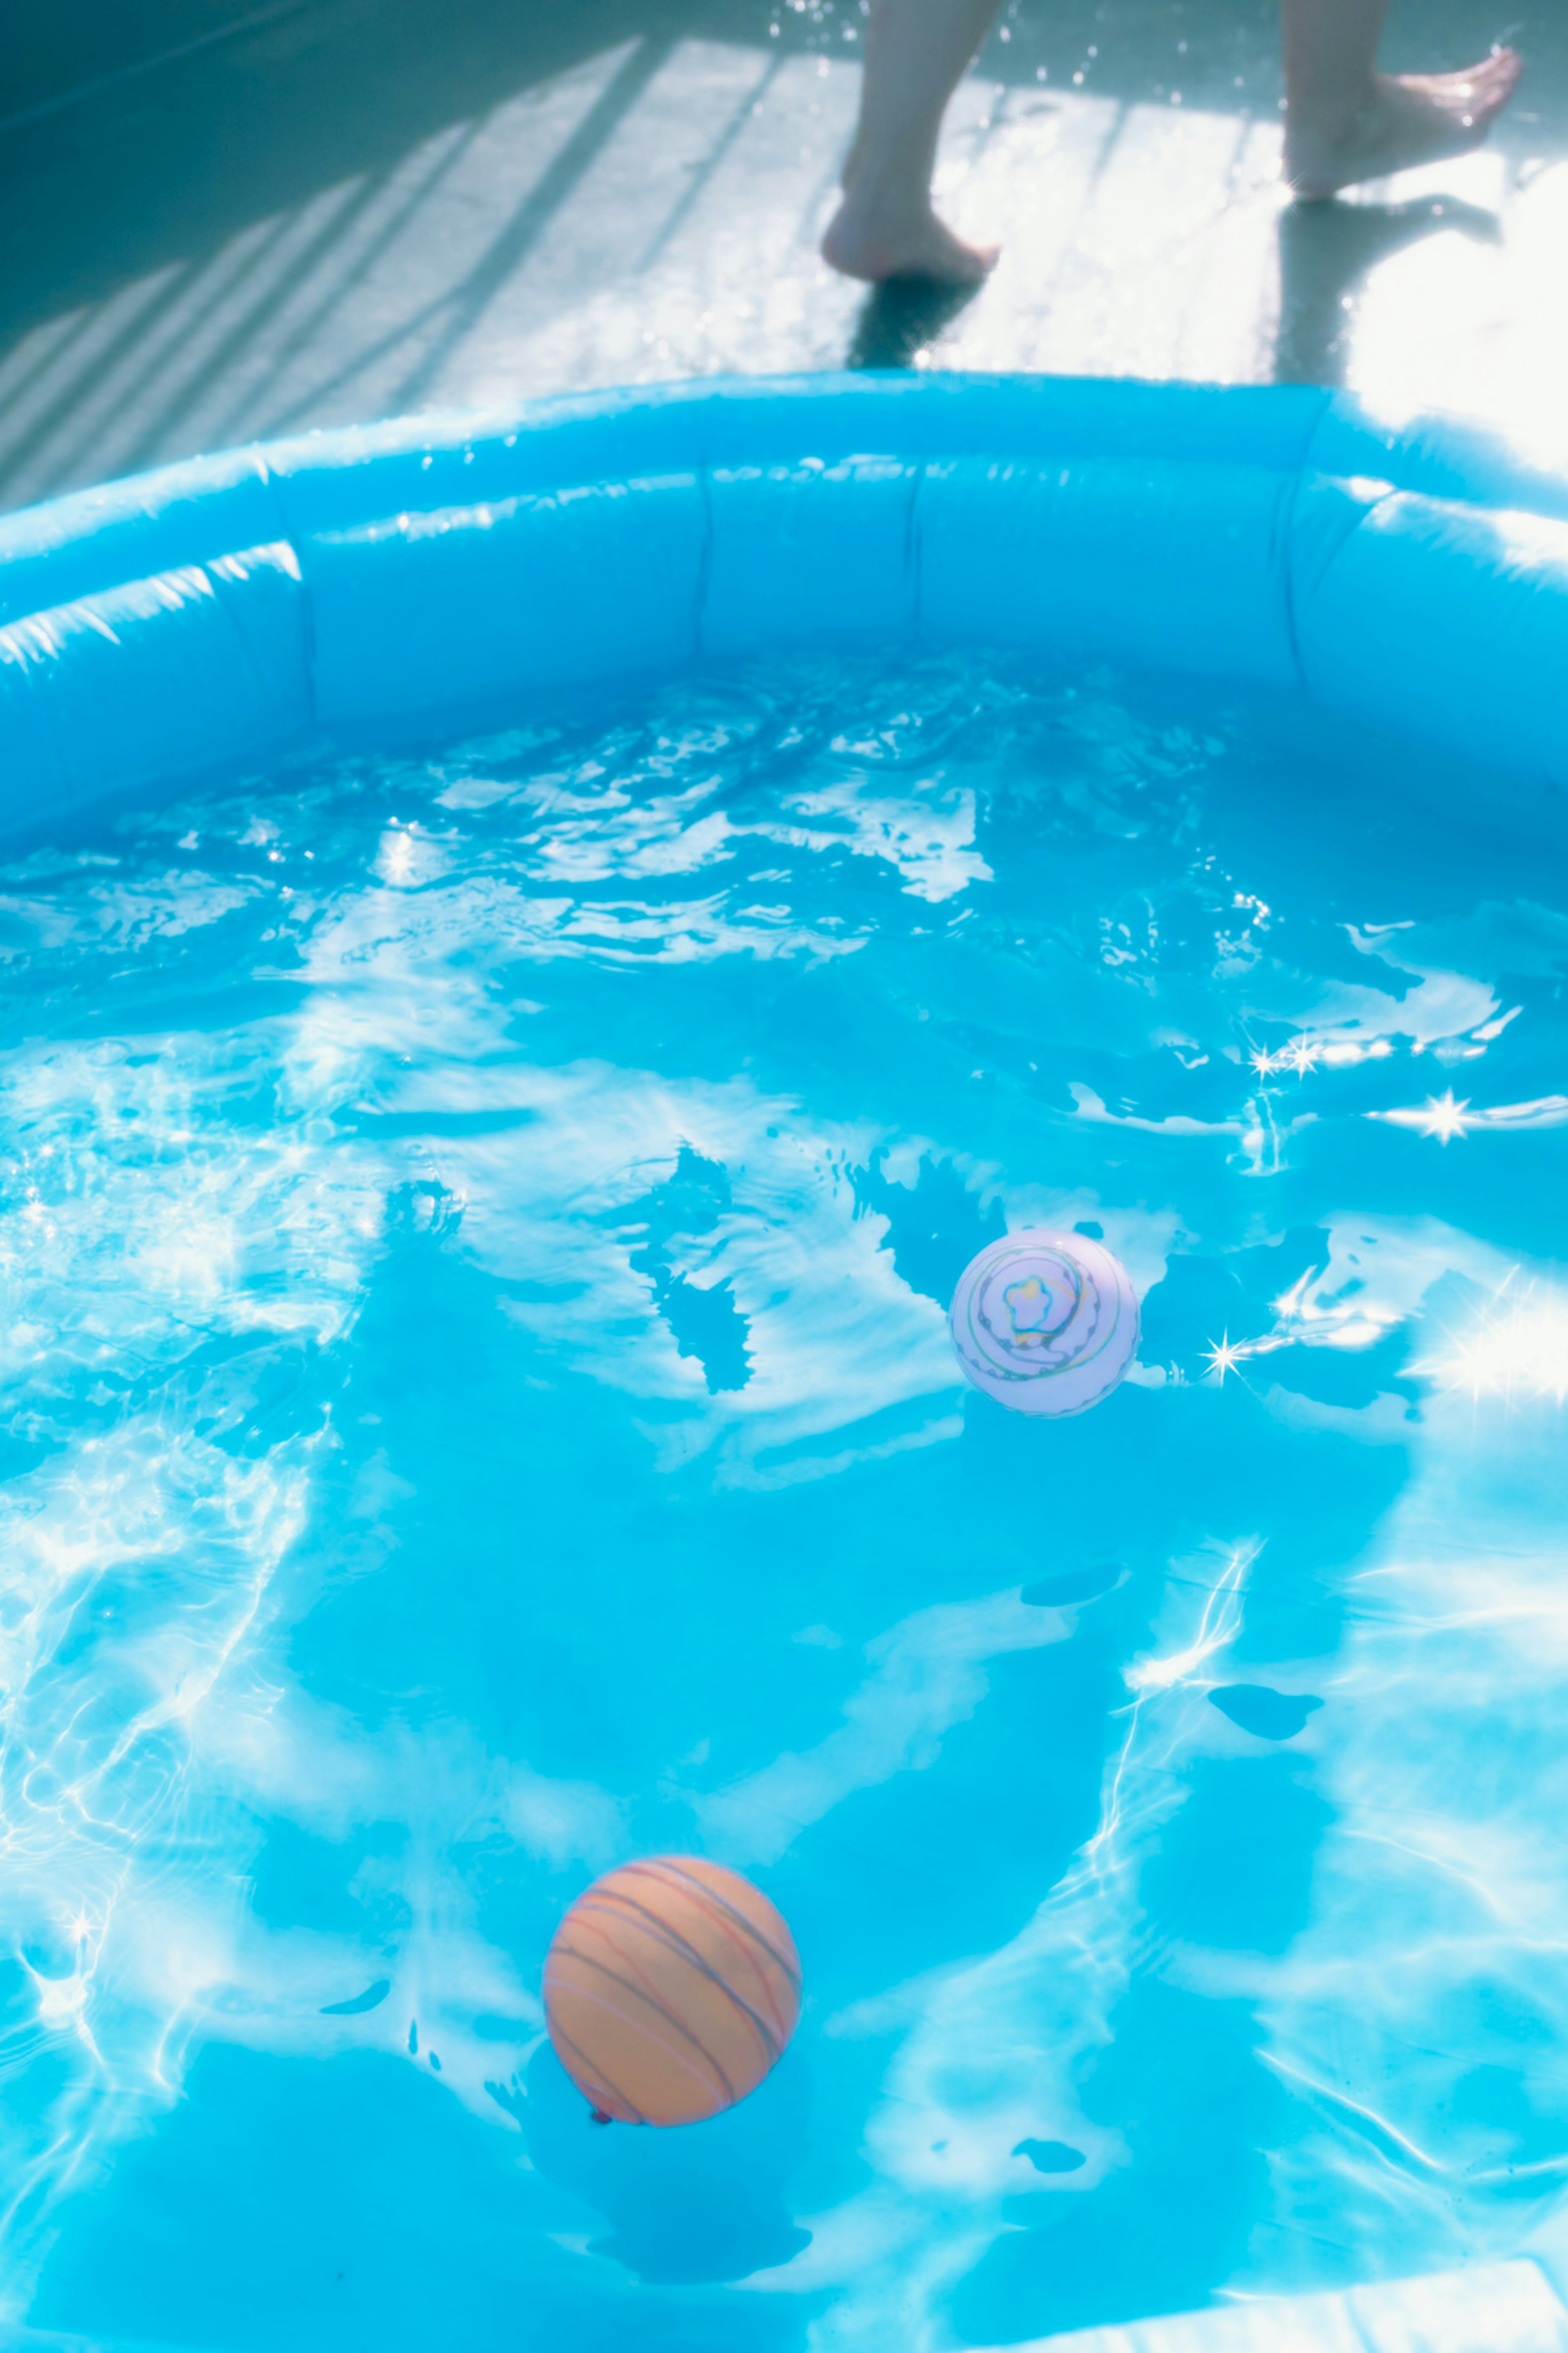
[[822, 0, 1000, 283], [1282, 0, 1520, 199]]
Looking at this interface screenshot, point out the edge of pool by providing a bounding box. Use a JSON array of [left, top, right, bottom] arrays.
[[1, 371, 1568, 844]]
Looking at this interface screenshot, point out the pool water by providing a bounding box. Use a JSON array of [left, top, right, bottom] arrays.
[[4, 649, 1568, 2352]]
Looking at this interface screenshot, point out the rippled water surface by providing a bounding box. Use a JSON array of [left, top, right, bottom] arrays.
[[4, 651, 1568, 2351]]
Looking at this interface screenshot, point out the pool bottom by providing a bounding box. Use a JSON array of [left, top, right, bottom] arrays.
[[5, 645, 1568, 2353]]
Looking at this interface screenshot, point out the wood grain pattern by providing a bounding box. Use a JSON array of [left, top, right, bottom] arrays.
[[543, 1855, 801, 2126]]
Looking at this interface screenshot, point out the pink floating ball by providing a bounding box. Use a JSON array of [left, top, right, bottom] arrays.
[[950, 1229, 1139, 1416]]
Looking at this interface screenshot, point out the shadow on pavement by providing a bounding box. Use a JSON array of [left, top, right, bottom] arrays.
[[845, 273, 985, 371], [1275, 190, 1503, 386]]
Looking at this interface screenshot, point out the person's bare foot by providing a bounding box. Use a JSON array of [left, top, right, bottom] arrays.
[[1285, 48, 1522, 200], [822, 183, 998, 283]]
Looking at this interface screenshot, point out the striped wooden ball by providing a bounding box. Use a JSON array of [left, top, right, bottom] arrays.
[[543, 1856, 801, 2127]]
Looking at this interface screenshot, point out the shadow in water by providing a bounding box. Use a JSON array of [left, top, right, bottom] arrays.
[[1275, 192, 1501, 386], [954, 1981, 1292, 2341], [28, 2042, 810, 2353], [514, 2040, 811, 2284], [846, 273, 984, 370]]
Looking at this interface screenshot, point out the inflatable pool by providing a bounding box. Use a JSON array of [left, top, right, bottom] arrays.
[[4, 374, 1568, 2353], [6, 371, 1568, 830]]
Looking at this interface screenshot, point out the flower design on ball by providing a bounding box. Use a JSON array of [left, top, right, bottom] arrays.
[[951, 1230, 1139, 1416], [1001, 1265, 1080, 1346]]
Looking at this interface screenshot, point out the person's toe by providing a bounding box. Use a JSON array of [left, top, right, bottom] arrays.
[[936, 236, 999, 284], [1445, 47, 1522, 117], [1474, 46, 1523, 116]]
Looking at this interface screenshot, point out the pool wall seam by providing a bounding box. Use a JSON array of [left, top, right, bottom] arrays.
[[691, 461, 716, 670]]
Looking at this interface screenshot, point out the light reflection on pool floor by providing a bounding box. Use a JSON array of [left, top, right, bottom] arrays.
[[2, 650, 1568, 2351]]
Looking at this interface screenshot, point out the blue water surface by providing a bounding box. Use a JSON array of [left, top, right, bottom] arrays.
[[3, 650, 1568, 2352]]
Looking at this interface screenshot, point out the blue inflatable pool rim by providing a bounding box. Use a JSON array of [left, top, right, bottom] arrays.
[[2, 372, 1568, 839]]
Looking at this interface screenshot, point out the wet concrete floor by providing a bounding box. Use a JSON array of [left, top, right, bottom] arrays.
[[2, 0, 1565, 509]]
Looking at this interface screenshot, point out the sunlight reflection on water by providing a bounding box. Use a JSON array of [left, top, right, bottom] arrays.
[[2, 649, 1567, 2349]]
